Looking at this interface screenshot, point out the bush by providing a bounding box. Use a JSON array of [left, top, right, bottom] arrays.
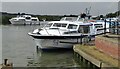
[[2, 15, 15, 25]]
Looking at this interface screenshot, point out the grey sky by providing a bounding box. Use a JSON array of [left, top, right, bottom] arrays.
[[1, 0, 119, 2], [2, 2, 118, 16]]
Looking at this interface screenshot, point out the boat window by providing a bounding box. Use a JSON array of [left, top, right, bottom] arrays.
[[83, 26, 90, 33], [26, 17, 31, 19], [68, 24, 77, 29], [32, 19, 37, 21], [78, 25, 90, 33], [66, 18, 72, 21], [94, 24, 103, 28], [53, 23, 67, 27], [19, 19, 25, 21], [45, 23, 53, 27], [12, 19, 17, 20], [64, 31, 78, 34]]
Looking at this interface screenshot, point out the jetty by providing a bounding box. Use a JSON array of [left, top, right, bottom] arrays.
[[73, 20, 119, 69], [73, 44, 119, 69]]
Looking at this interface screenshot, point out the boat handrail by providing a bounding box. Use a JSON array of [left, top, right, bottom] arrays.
[[44, 28, 50, 35], [57, 28, 61, 36]]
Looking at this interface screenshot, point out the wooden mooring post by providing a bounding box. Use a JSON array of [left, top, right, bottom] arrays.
[[1, 59, 13, 69]]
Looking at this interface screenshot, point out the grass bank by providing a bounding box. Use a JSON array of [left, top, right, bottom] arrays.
[[73, 45, 119, 68]]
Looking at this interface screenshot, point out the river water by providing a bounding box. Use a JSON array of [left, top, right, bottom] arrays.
[[1, 25, 82, 68]]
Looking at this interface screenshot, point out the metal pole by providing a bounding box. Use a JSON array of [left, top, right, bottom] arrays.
[[117, 20, 119, 35], [80, 35, 83, 44], [104, 19, 106, 35], [44, 28, 50, 35], [39, 21, 40, 25], [58, 29, 61, 36], [109, 19, 111, 33], [113, 22, 115, 34]]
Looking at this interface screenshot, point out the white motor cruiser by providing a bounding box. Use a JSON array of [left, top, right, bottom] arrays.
[[28, 16, 108, 49], [9, 15, 39, 25]]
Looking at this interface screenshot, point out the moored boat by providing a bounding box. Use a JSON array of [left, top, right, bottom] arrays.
[[9, 15, 39, 25], [28, 16, 108, 49]]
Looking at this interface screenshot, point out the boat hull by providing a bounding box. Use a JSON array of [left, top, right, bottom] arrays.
[[34, 39, 80, 49], [28, 33, 93, 49], [10, 20, 40, 25]]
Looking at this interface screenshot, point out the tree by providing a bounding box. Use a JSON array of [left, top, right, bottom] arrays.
[[81, 13, 86, 18], [100, 15, 104, 18]]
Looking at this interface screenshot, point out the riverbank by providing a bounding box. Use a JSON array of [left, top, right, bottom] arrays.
[[1, 12, 78, 25], [73, 44, 119, 69]]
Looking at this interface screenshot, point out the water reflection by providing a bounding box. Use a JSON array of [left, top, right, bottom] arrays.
[[2, 25, 81, 67], [27, 48, 80, 67]]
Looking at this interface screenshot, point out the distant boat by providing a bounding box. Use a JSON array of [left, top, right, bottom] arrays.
[[9, 15, 40, 25]]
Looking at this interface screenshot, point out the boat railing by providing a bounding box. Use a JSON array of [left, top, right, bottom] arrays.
[[44, 28, 50, 35], [103, 18, 120, 35], [57, 28, 61, 36], [73, 34, 95, 44]]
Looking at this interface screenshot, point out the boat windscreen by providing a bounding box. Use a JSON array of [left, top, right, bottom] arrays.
[[45, 23, 53, 27], [68, 24, 77, 29], [53, 23, 67, 27], [32, 19, 38, 21], [19, 19, 25, 21], [60, 17, 78, 21], [26, 17, 31, 19]]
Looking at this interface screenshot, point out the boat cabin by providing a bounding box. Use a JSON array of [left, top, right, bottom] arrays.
[[43, 21, 93, 35], [60, 17, 78, 21]]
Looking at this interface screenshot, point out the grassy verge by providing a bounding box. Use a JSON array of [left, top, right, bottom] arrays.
[[74, 44, 119, 67], [96, 35, 119, 44]]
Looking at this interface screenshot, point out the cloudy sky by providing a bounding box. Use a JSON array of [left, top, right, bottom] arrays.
[[1, 0, 119, 2], [1, 1, 119, 16]]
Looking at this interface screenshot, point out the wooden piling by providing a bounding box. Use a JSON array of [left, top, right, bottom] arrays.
[[1, 59, 13, 69]]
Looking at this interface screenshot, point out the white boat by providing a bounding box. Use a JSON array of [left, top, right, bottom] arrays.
[[28, 16, 107, 49], [9, 15, 40, 25], [106, 17, 118, 22], [89, 20, 110, 33]]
